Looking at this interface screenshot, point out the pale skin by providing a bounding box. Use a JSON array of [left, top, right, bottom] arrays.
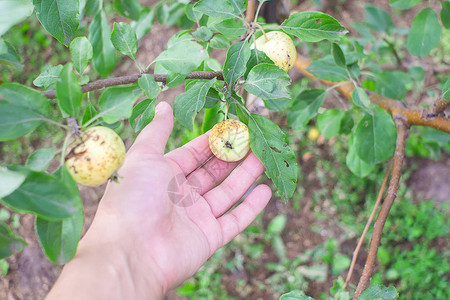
[[46, 101, 272, 299]]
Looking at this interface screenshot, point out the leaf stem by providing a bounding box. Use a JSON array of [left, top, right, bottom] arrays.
[[253, 22, 269, 42], [42, 117, 71, 130], [59, 133, 71, 168], [254, 0, 266, 22]]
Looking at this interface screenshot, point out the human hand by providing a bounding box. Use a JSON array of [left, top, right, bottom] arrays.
[[47, 102, 272, 299]]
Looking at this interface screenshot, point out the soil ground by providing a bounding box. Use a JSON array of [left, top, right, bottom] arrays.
[[1, 1, 449, 299]]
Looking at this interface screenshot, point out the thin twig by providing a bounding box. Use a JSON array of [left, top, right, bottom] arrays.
[[382, 38, 404, 71], [41, 71, 224, 99], [294, 55, 450, 134], [353, 118, 410, 298], [422, 98, 449, 117], [253, 22, 268, 41], [344, 160, 392, 289]]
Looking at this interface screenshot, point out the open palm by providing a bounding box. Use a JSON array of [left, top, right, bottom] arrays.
[[90, 102, 272, 292]]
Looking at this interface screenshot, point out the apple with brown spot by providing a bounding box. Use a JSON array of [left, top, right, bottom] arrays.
[[209, 119, 250, 162], [65, 126, 126, 186]]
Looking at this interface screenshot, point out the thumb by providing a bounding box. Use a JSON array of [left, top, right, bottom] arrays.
[[129, 101, 174, 155]]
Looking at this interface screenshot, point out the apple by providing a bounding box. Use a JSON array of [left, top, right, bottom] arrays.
[[209, 119, 250, 162], [65, 126, 126, 186], [251, 31, 297, 72], [307, 127, 320, 141]]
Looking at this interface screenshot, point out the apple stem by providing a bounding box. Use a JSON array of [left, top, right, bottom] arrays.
[[253, 22, 269, 42]]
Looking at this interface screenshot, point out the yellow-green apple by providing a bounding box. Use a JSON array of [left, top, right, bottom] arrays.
[[209, 119, 250, 162], [65, 126, 126, 186], [251, 31, 297, 72]]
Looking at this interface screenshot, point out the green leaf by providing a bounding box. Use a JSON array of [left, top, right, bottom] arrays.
[[331, 43, 346, 68], [81, 101, 98, 125], [193, 0, 246, 20], [204, 88, 222, 108], [0, 0, 33, 36], [365, 4, 394, 33], [85, 0, 102, 17], [375, 71, 409, 100], [332, 253, 351, 276], [166, 30, 194, 48], [346, 135, 375, 178], [354, 108, 397, 164], [267, 215, 287, 234], [56, 63, 82, 118], [288, 89, 327, 130], [306, 57, 348, 82], [351, 87, 374, 114], [133, 7, 154, 39], [0, 39, 23, 70], [192, 26, 213, 41], [202, 103, 224, 133], [0, 82, 50, 116], [114, 0, 141, 21], [280, 291, 315, 300], [138, 74, 161, 99], [33, 0, 80, 46], [70, 37, 93, 74], [155, 41, 208, 74], [35, 166, 83, 265], [281, 11, 348, 42], [89, 11, 117, 77], [0, 103, 43, 141], [389, 0, 422, 10], [1, 166, 79, 220], [441, 1, 450, 29], [36, 208, 83, 264], [407, 8, 441, 57], [248, 114, 298, 201], [223, 41, 251, 87], [442, 77, 450, 101], [213, 19, 247, 39], [174, 79, 217, 130], [26, 148, 58, 172], [339, 112, 354, 135], [111, 22, 138, 60], [0, 222, 26, 259], [0, 167, 26, 198], [166, 72, 186, 88], [317, 109, 345, 139], [130, 98, 156, 132], [245, 47, 274, 78], [98, 85, 142, 124], [185, 3, 202, 23], [360, 285, 399, 300], [244, 64, 291, 111], [210, 34, 229, 49], [33, 65, 63, 88]]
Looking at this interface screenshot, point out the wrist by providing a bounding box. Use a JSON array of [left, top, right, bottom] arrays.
[[47, 217, 166, 300]]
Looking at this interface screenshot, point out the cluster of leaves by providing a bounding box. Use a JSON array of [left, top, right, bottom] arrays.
[[0, 1, 448, 298], [291, 2, 450, 179], [0, 0, 352, 264]]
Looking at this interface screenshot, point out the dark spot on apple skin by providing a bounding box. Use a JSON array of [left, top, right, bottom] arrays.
[[225, 141, 233, 149], [284, 160, 290, 167]]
